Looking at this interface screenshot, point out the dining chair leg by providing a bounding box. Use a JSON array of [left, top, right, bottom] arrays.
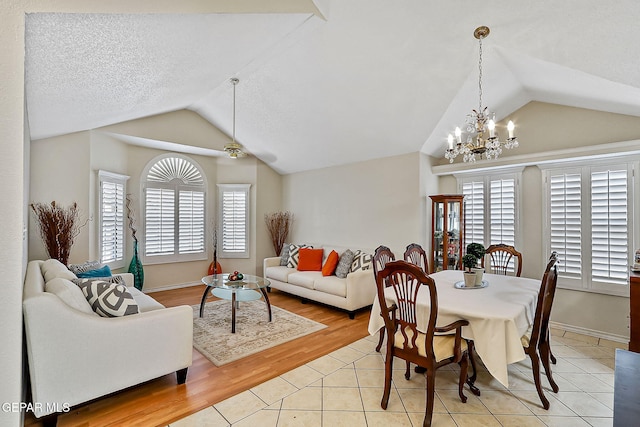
[[458, 353, 469, 403], [381, 346, 394, 410], [466, 341, 481, 396], [547, 330, 557, 364], [423, 369, 436, 427], [539, 340, 559, 393], [375, 328, 385, 352], [405, 361, 411, 380], [529, 351, 550, 410]]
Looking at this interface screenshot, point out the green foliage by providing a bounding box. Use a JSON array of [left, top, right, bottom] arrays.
[[466, 243, 486, 259], [462, 254, 478, 271]]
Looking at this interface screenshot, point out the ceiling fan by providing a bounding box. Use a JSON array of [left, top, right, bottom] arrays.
[[223, 77, 247, 159]]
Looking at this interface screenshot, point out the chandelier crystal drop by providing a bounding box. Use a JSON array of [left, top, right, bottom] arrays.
[[445, 26, 519, 164]]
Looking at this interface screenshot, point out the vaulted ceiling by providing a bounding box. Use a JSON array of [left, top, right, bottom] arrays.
[[24, 1, 640, 174]]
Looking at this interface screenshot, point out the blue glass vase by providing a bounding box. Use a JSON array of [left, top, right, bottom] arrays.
[[128, 240, 144, 291]]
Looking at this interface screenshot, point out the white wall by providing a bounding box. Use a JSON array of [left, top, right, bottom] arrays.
[[436, 102, 640, 340], [282, 152, 423, 256]]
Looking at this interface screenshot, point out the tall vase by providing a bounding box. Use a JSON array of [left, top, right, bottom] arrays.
[[128, 240, 144, 291]]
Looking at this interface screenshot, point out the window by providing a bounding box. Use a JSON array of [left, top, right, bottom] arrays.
[[217, 184, 250, 259], [98, 171, 129, 268], [457, 168, 521, 250], [142, 155, 207, 263], [542, 160, 636, 296]]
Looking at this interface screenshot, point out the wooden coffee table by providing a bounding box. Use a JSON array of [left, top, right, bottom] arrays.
[[199, 274, 272, 333]]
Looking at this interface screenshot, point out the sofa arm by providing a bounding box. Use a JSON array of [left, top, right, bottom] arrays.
[[264, 257, 281, 271], [23, 293, 193, 416], [345, 269, 377, 309]]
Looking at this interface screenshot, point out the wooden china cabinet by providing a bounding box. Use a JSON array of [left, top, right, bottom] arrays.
[[630, 271, 640, 352], [429, 194, 465, 273]]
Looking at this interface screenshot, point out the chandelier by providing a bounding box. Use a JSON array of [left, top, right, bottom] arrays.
[[224, 77, 246, 159], [445, 26, 519, 163]]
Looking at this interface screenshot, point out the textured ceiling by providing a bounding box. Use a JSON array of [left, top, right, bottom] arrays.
[[25, 1, 640, 174]]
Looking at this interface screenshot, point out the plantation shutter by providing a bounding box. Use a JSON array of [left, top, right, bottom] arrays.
[[462, 180, 484, 246], [591, 169, 628, 284], [489, 178, 516, 247], [549, 173, 582, 278], [218, 184, 250, 258], [99, 173, 127, 265], [145, 187, 176, 256], [179, 190, 205, 254]]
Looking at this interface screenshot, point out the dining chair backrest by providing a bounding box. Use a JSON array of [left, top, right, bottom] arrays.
[[529, 252, 559, 348], [373, 245, 396, 277], [482, 243, 523, 277], [403, 243, 429, 273], [375, 260, 439, 359]]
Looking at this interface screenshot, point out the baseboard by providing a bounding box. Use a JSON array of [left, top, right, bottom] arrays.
[[144, 281, 201, 293], [549, 320, 629, 343]]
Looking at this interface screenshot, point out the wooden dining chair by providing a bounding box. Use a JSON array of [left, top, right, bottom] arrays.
[[521, 252, 560, 409], [376, 260, 471, 427], [373, 245, 396, 352], [482, 243, 523, 277], [404, 243, 429, 273]]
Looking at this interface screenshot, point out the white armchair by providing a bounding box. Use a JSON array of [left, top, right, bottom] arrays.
[[23, 260, 193, 418]]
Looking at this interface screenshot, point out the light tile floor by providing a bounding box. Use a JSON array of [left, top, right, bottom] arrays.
[[170, 329, 624, 427]]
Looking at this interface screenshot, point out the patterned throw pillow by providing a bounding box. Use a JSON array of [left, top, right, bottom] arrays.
[[73, 278, 139, 317], [279, 243, 290, 266], [68, 260, 101, 275], [286, 244, 312, 268], [335, 249, 355, 279], [351, 250, 373, 273]]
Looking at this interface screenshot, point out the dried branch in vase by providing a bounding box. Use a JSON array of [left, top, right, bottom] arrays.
[[125, 193, 138, 242], [264, 211, 293, 256], [30, 201, 89, 265]]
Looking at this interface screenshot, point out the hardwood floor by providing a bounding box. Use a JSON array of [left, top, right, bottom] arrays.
[[25, 285, 371, 427]]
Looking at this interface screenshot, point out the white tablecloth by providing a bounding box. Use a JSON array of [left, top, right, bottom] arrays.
[[368, 269, 541, 387]]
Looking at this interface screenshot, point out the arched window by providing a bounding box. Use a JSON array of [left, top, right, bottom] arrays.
[[142, 154, 207, 263]]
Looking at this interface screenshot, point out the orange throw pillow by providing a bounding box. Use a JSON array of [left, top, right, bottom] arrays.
[[322, 250, 340, 276], [297, 248, 324, 271]]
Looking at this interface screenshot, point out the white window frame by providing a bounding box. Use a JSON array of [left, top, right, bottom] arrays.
[[141, 154, 208, 264], [541, 157, 638, 297], [455, 167, 523, 252], [217, 183, 251, 259], [98, 170, 129, 269]]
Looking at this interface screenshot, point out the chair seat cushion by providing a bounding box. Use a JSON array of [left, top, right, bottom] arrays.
[[521, 326, 533, 348], [394, 328, 468, 362]]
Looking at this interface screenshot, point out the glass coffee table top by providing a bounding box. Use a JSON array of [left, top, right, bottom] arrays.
[[199, 273, 272, 333]]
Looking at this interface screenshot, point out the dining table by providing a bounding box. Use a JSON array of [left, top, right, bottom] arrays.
[[368, 269, 541, 388]]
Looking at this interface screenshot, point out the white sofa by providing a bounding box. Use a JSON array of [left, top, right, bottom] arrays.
[[23, 259, 193, 418], [263, 244, 377, 318]]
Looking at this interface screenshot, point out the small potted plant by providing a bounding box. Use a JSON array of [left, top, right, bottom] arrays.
[[462, 254, 478, 287], [466, 243, 486, 285]]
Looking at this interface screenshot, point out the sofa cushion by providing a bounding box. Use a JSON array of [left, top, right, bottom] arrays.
[[314, 275, 347, 298], [335, 249, 355, 279], [322, 250, 340, 276], [286, 244, 311, 268], [76, 264, 112, 278], [45, 277, 96, 315], [128, 287, 166, 312], [73, 279, 139, 317], [279, 243, 290, 266], [351, 250, 373, 273], [266, 265, 296, 283], [68, 260, 101, 275], [287, 271, 322, 290], [41, 259, 77, 283], [297, 248, 324, 271]]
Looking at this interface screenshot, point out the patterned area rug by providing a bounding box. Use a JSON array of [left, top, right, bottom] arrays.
[[192, 300, 327, 366]]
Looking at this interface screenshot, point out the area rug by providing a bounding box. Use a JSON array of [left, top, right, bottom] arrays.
[[192, 300, 327, 366]]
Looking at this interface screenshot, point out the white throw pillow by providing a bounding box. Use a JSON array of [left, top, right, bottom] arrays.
[[45, 277, 96, 315], [350, 250, 373, 273], [41, 259, 77, 283]]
